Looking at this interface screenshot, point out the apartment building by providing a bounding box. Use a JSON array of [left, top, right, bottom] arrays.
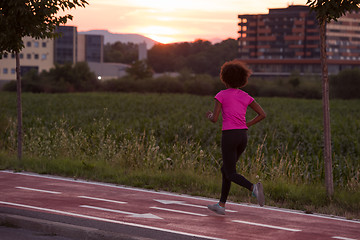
[[238, 5, 360, 76], [0, 36, 54, 81], [0, 26, 106, 81], [77, 34, 104, 63], [54, 26, 78, 64]]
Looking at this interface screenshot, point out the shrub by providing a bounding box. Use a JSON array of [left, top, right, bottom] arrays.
[[2, 80, 17, 91], [184, 74, 215, 95], [330, 69, 360, 99], [144, 76, 185, 93], [2, 62, 99, 93]]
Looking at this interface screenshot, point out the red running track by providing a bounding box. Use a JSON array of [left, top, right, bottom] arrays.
[[0, 171, 359, 240]]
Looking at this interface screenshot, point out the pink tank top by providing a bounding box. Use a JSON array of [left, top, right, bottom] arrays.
[[215, 88, 254, 130]]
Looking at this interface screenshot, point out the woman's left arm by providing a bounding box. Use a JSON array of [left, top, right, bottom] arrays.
[[246, 100, 266, 127]]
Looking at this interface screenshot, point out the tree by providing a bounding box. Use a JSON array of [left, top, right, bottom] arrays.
[[306, 0, 360, 197], [104, 42, 138, 64], [147, 39, 238, 76], [126, 60, 154, 80], [0, 0, 88, 160]]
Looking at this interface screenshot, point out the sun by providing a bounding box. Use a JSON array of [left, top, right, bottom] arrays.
[[148, 35, 175, 44], [138, 26, 179, 44]]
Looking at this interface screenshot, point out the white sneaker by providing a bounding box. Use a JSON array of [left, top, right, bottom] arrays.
[[252, 182, 265, 207], [207, 203, 225, 215]]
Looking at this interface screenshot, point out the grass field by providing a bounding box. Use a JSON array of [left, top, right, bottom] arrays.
[[0, 92, 359, 219]]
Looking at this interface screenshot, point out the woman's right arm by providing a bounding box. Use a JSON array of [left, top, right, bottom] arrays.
[[206, 99, 222, 123]]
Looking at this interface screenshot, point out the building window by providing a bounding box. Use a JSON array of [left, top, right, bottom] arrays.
[[34, 42, 39, 48], [27, 41, 31, 47], [11, 68, 16, 74], [27, 54, 31, 59], [11, 53, 15, 58], [20, 53, 24, 59], [34, 54, 39, 59], [42, 42, 47, 47], [3, 68, 8, 74], [41, 54, 47, 60], [3, 53, 8, 58]]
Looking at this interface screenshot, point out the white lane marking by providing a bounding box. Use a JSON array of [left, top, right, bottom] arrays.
[[79, 205, 162, 219], [4, 171, 359, 225], [332, 236, 358, 240], [244, 204, 360, 224], [154, 199, 237, 213], [0, 201, 225, 240], [150, 206, 208, 217], [232, 220, 301, 232], [15, 187, 61, 195], [78, 196, 127, 204]]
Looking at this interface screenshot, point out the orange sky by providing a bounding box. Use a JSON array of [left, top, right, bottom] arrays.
[[64, 0, 307, 44]]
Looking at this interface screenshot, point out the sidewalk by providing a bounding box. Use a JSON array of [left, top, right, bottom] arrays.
[[0, 225, 73, 240], [0, 209, 141, 240]]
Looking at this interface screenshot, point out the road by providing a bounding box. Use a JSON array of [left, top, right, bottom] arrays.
[[0, 170, 359, 240]]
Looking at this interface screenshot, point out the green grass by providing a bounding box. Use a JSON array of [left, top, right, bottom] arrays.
[[0, 92, 359, 220]]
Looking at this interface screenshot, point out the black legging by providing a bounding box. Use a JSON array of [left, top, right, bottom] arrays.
[[220, 129, 253, 204]]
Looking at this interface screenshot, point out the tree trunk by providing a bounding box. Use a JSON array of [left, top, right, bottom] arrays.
[[319, 20, 334, 197], [16, 52, 23, 161]]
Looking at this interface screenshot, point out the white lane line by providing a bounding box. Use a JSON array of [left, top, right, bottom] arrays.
[[0, 201, 225, 240], [150, 206, 208, 217], [79, 205, 162, 219], [78, 196, 127, 204], [15, 187, 61, 195], [232, 220, 301, 232], [154, 199, 237, 213], [332, 236, 358, 240]]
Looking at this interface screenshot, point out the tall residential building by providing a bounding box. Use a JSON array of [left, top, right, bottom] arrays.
[[327, 11, 360, 61], [238, 5, 360, 76]]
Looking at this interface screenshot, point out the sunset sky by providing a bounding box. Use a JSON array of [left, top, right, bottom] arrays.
[[64, 0, 307, 44]]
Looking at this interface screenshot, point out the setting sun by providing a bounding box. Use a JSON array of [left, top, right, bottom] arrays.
[[138, 26, 179, 44], [147, 35, 175, 44]]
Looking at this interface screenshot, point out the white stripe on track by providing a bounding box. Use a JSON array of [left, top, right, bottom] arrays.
[[150, 206, 208, 217], [332, 236, 357, 240], [78, 196, 127, 204], [15, 187, 61, 194], [232, 219, 301, 232]]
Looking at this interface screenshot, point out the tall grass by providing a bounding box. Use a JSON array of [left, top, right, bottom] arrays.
[[0, 92, 359, 217]]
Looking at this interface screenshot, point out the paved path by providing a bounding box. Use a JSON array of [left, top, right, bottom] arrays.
[[0, 170, 359, 240], [0, 226, 73, 240]]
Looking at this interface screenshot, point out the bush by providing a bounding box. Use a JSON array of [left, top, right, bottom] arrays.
[[243, 76, 321, 99], [144, 77, 185, 93], [2, 80, 17, 91], [330, 69, 360, 99], [184, 74, 215, 95], [2, 62, 99, 93], [99, 74, 216, 95]]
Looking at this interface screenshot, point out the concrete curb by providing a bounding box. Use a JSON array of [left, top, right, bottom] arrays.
[[0, 213, 142, 240]]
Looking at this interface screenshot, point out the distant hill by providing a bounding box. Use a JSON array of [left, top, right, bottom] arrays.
[[80, 30, 158, 49]]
